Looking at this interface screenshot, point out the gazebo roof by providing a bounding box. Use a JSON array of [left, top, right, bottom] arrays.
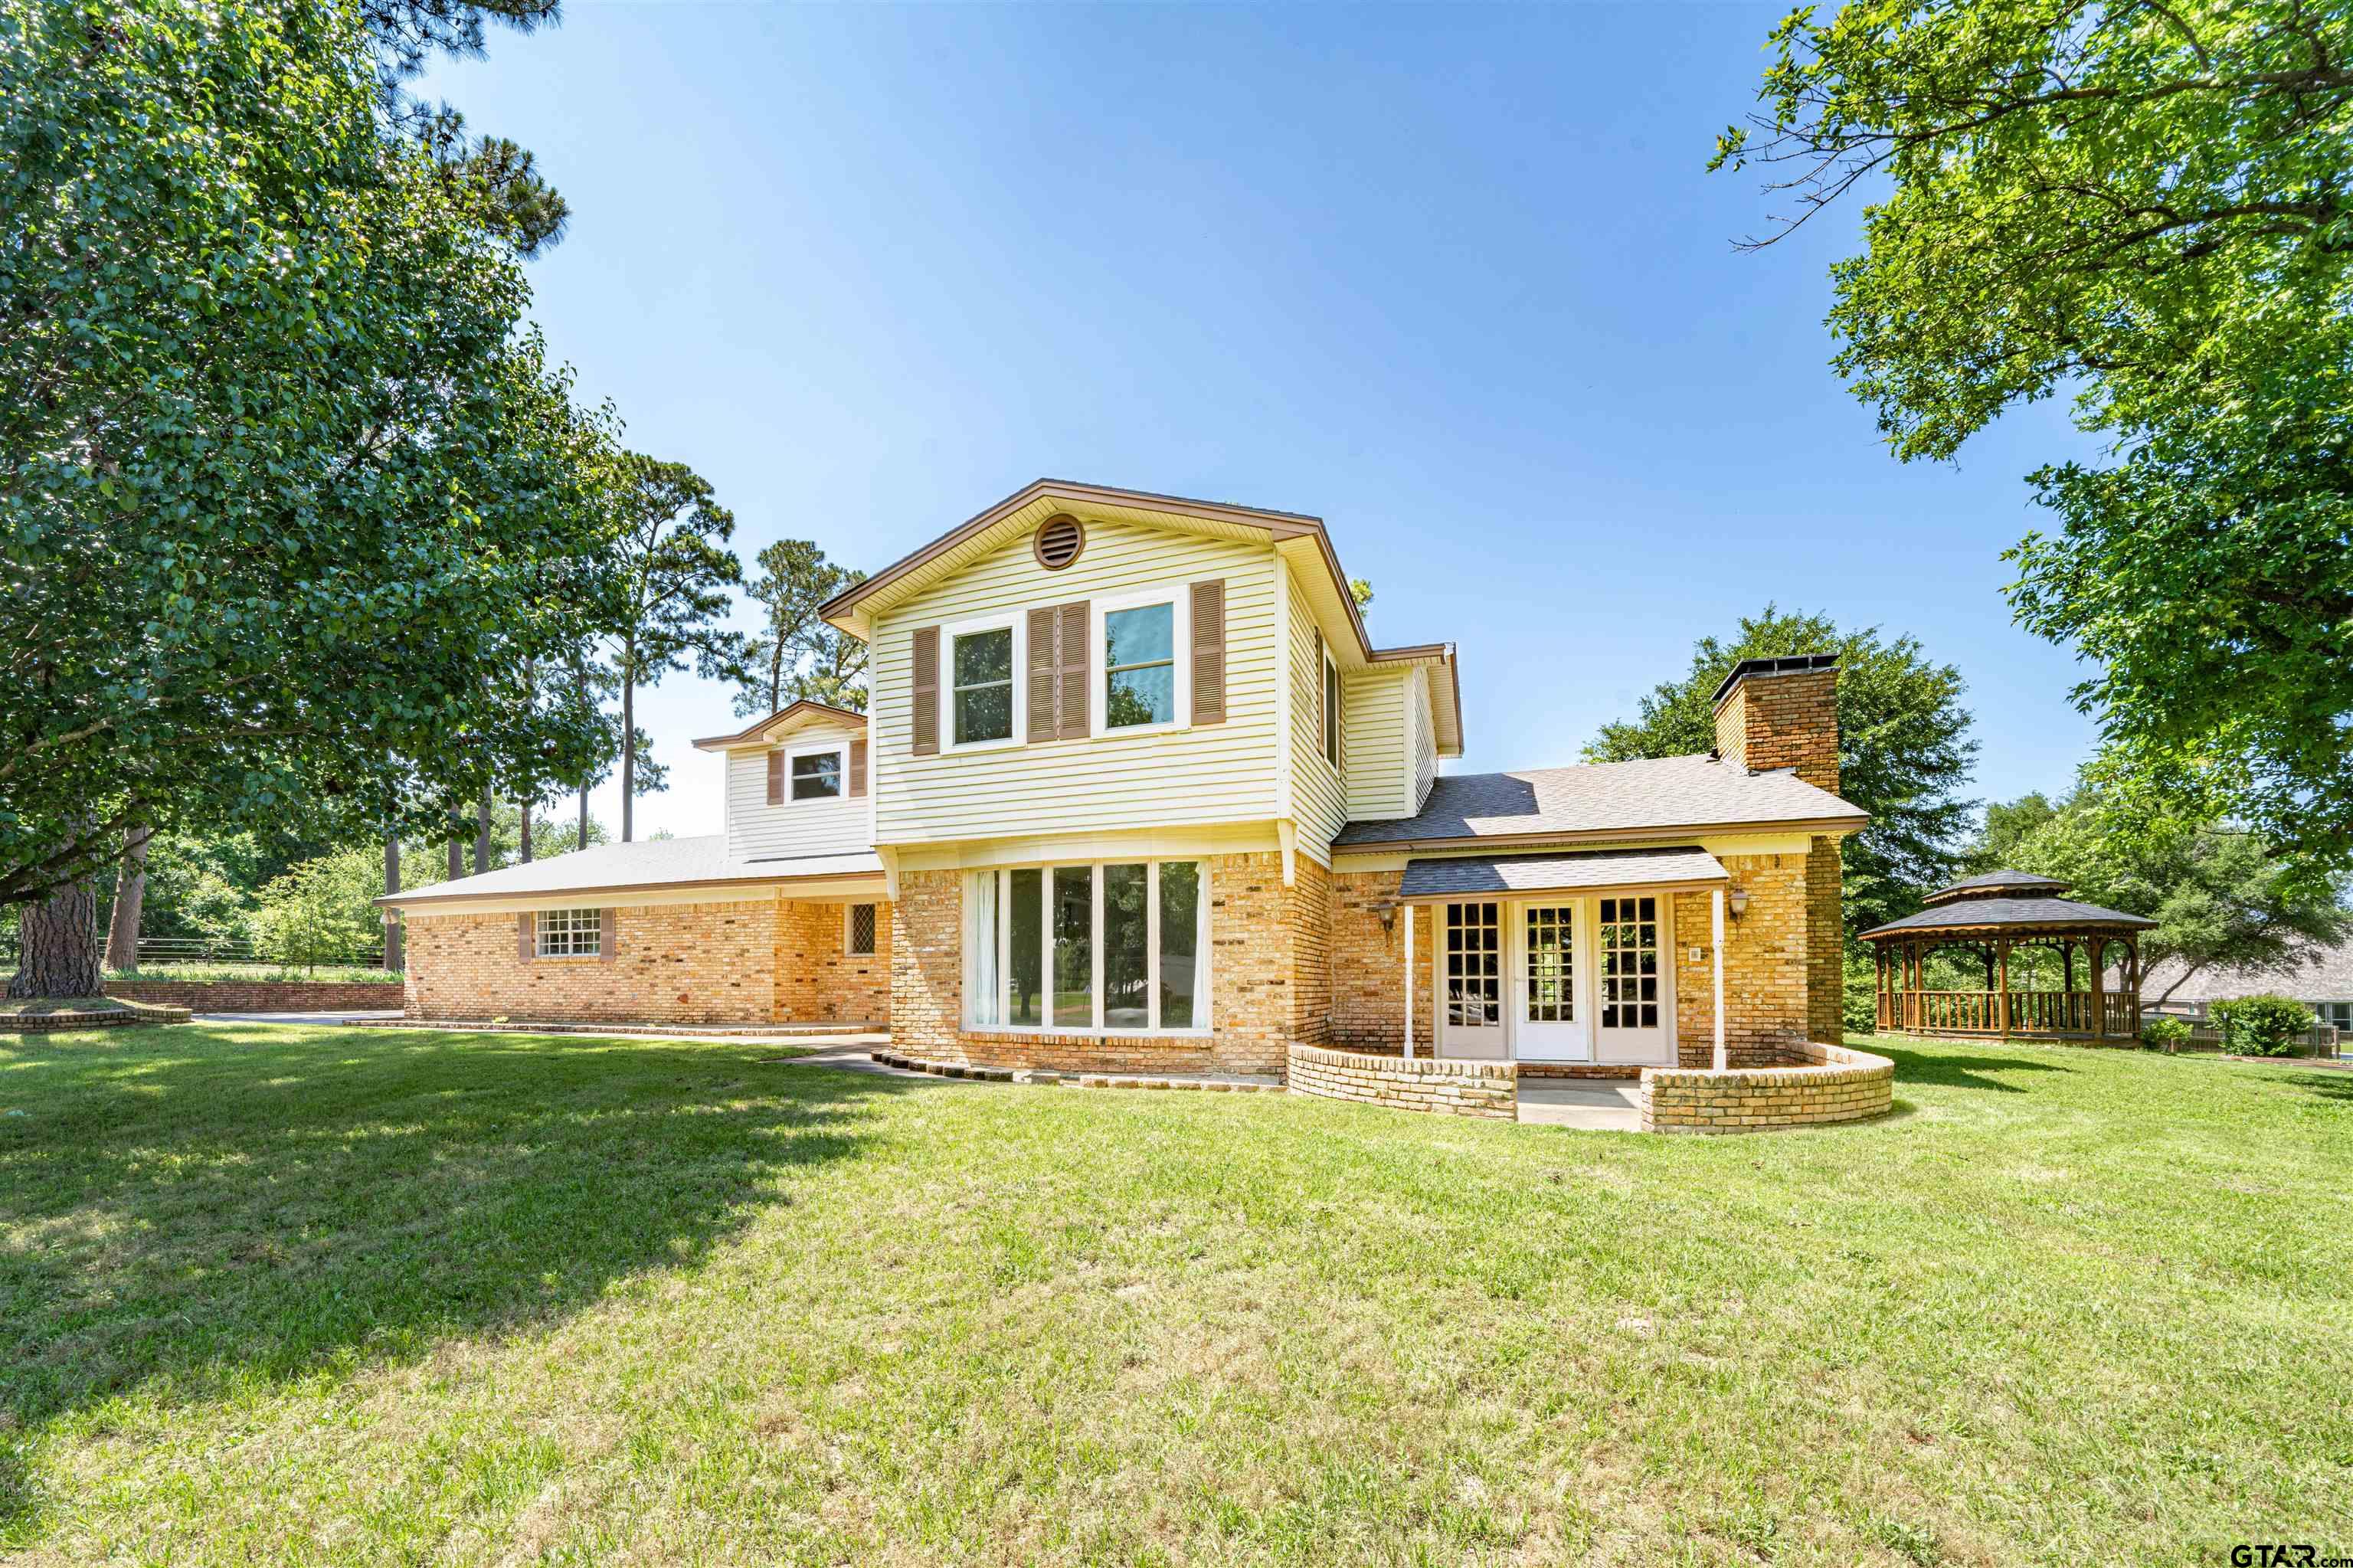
[[1919, 868, 2073, 906], [1859, 895, 2157, 941]]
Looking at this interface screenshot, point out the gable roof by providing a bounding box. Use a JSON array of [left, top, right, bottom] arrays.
[[377, 835, 883, 910], [692, 699, 868, 752], [1334, 752, 1866, 850], [816, 478, 1461, 751], [2140, 941, 2353, 1006]]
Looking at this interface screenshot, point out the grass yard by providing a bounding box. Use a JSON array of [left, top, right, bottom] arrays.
[[2, 1026, 2348, 1566]]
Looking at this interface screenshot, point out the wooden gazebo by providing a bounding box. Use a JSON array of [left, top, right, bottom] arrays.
[[1860, 870, 2157, 1043]]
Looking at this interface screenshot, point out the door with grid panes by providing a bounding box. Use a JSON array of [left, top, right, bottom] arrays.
[[1592, 894, 1674, 1063], [1438, 902, 1505, 1058], [1512, 902, 1591, 1060]]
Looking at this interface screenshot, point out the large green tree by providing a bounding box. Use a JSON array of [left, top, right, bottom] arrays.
[[735, 540, 869, 718], [607, 456, 747, 840], [1585, 607, 1978, 938], [2, 0, 626, 993], [1716, 0, 2353, 879], [1982, 787, 2351, 1005]]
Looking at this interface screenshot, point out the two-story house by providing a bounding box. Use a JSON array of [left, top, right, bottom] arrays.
[[385, 479, 1865, 1079]]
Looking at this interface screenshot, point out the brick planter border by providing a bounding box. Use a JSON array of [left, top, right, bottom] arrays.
[[2, 1002, 192, 1033], [1638, 1039, 1895, 1134], [1286, 1043, 1519, 1120]]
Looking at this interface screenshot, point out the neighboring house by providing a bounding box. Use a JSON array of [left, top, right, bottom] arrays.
[[381, 479, 1867, 1078], [2140, 943, 2353, 1031]]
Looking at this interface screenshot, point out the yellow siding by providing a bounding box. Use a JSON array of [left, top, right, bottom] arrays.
[[1341, 667, 1412, 821], [725, 717, 871, 862], [871, 521, 1281, 845], [1288, 569, 1346, 857], [1411, 666, 1438, 811]]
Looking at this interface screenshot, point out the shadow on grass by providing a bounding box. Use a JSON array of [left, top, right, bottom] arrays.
[[1871, 1043, 2076, 1095], [2273, 1070, 2353, 1104], [0, 1025, 924, 1537]]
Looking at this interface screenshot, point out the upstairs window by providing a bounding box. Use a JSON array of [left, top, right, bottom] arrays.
[[1104, 601, 1176, 729], [790, 746, 843, 800], [1322, 647, 1343, 769], [537, 908, 602, 958], [951, 626, 1014, 745]]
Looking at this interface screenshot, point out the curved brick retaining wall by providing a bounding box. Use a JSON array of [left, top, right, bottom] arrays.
[[1285, 1044, 1518, 1120], [105, 980, 403, 1013], [1638, 1040, 1894, 1134]]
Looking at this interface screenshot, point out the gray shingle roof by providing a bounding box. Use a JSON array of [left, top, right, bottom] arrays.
[[1334, 753, 1864, 848], [1923, 868, 2071, 904], [1860, 896, 2156, 938], [1399, 846, 1726, 899], [380, 836, 882, 908], [2139, 941, 2353, 1006]]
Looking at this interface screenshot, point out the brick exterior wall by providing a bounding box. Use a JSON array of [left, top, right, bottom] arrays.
[[1640, 1039, 1893, 1134], [1287, 1043, 1516, 1119], [1713, 665, 1840, 794], [774, 899, 890, 1024], [888, 870, 964, 1056], [1329, 868, 1436, 1052], [1805, 834, 1844, 1043], [404, 898, 892, 1027], [105, 980, 403, 1012]]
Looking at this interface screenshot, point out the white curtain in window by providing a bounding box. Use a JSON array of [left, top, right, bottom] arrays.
[[968, 871, 1001, 1027]]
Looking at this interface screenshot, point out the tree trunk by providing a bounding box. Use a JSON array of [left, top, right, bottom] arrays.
[[9, 882, 102, 999], [475, 782, 492, 875], [105, 823, 152, 972], [578, 787, 589, 852], [621, 667, 636, 843], [383, 835, 403, 973], [519, 797, 534, 863], [447, 813, 463, 880]]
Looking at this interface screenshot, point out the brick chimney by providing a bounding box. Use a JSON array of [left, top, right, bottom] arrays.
[[1711, 654, 1840, 794]]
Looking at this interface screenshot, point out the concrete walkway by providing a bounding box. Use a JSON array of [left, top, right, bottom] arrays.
[[198, 1010, 407, 1026], [1516, 1082, 1642, 1131]]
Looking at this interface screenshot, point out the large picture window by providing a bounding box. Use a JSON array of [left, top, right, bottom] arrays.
[[966, 860, 1208, 1033], [537, 907, 602, 958], [951, 625, 1014, 745]]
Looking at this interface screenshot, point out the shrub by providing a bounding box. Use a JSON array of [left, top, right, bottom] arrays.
[[2207, 994, 2313, 1057], [1842, 950, 1880, 1035], [2140, 1016, 2191, 1052]]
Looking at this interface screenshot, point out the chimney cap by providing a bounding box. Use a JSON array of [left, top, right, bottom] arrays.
[[1711, 653, 1838, 707]]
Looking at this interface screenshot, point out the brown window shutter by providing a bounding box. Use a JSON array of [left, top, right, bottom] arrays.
[[1026, 607, 1056, 742], [600, 908, 617, 963], [849, 737, 868, 797], [911, 626, 939, 756], [766, 748, 784, 805], [1057, 600, 1089, 740], [518, 912, 535, 964], [1190, 579, 1226, 724]]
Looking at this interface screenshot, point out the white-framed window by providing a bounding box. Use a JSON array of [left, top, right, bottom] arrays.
[[789, 741, 846, 801], [2315, 1000, 2352, 1031], [1094, 586, 1189, 736], [964, 859, 1206, 1034], [942, 612, 1021, 751], [1321, 643, 1342, 769], [844, 902, 878, 957], [537, 907, 602, 958]]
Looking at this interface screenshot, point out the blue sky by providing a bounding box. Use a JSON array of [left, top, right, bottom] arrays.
[[421, 2, 2100, 842]]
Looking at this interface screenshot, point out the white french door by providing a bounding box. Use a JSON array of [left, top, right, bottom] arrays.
[[1593, 894, 1674, 1064], [1438, 902, 1506, 1058], [1512, 902, 1591, 1061]]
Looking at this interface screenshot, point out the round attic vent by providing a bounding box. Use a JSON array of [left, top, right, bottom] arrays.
[[1033, 514, 1085, 571]]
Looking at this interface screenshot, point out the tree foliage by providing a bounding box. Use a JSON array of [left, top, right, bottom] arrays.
[[1981, 784, 2352, 1003], [250, 846, 386, 971], [2, 0, 627, 913], [1585, 606, 1978, 938], [1718, 0, 2353, 876], [607, 454, 746, 837], [735, 539, 868, 717]]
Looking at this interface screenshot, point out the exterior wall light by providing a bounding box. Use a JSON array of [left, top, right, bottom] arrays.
[[1727, 888, 1749, 919]]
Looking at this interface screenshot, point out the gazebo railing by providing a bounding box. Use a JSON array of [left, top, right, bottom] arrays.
[[1878, 988, 2142, 1038]]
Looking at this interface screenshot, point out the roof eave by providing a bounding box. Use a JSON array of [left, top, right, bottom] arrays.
[[1332, 813, 1868, 856]]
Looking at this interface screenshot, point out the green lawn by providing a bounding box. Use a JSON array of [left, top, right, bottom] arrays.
[[2, 1026, 2347, 1565]]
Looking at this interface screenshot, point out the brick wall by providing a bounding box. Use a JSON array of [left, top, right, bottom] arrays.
[[1713, 666, 1839, 794], [1805, 835, 1844, 1043], [774, 899, 891, 1024], [1287, 1043, 1516, 1119], [105, 980, 403, 1012], [1328, 868, 1437, 1052], [404, 900, 779, 1025], [1285, 855, 1333, 1046], [1640, 1039, 1893, 1134]]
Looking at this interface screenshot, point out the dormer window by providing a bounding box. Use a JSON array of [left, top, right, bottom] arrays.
[[790, 747, 843, 800]]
